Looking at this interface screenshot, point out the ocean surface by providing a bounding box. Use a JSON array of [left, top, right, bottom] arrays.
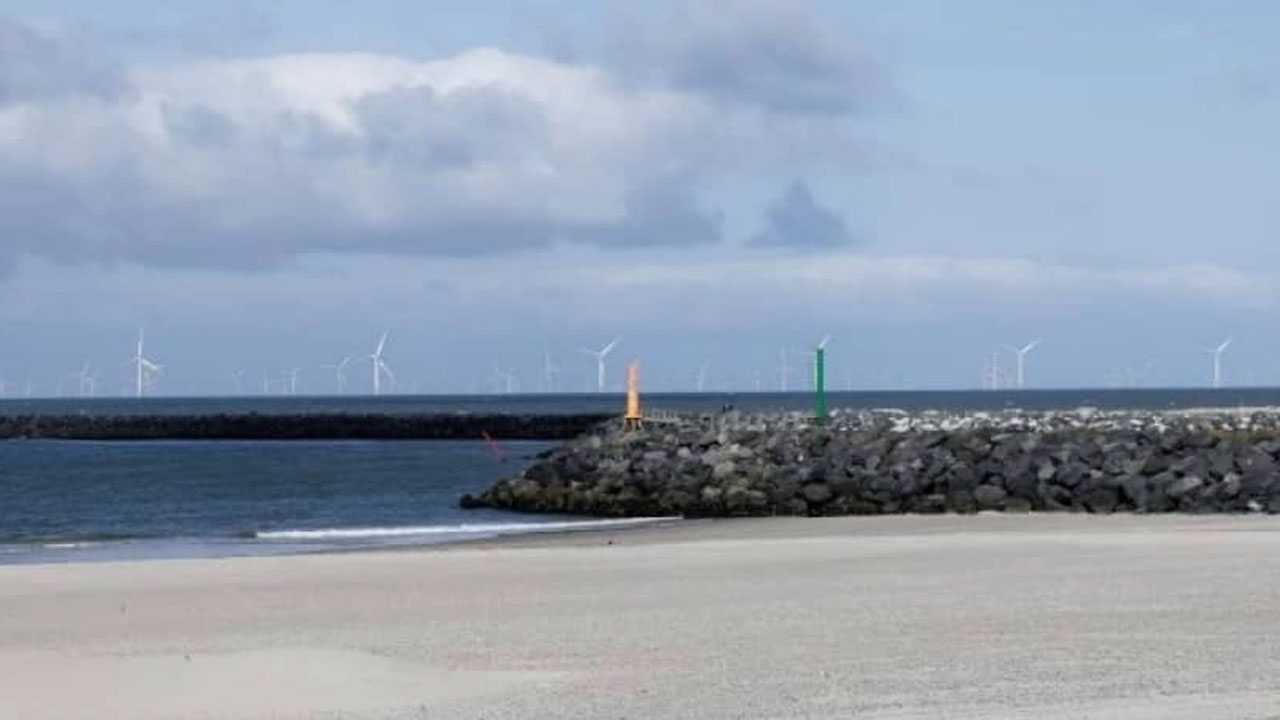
[[2, 387, 1279, 416], [3, 389, 1278, 565]]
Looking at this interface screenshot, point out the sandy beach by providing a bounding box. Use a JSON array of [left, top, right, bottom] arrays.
[[4, 514, 1280, 719]]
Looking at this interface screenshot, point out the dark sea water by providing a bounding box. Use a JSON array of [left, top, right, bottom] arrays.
[[2, 389, 1277, 565], [2, 387, 1279, 417]]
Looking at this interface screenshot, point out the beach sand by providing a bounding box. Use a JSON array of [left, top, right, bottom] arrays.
[[4, 514, 1280, 718]]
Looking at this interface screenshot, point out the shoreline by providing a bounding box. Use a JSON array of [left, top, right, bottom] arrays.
[[8, 509, 1280, 568], [0, 515, 687, 567]]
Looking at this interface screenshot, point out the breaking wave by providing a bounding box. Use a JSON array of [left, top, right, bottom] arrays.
[[253, 517, 679, 541]]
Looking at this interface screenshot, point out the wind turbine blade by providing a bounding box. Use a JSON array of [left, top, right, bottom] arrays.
[[818, 335, 832, 351], [375, 332, 389, 357], [600, 338, 619, 356], [1219, 338, 1234, 352], [1023, 340, 1041, 354]]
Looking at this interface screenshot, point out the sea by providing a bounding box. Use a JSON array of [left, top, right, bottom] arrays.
[[3, 388, 1278, 565]]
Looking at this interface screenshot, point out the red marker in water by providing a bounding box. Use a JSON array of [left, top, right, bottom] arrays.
[[481, 430, 508, 463]]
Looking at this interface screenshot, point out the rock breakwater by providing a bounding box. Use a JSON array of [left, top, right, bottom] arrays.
[[0, 412, 613, 441], [463, 408, 1280, 516]]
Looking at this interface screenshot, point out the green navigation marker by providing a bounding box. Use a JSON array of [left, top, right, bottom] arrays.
[[815, 335, 830, 422]]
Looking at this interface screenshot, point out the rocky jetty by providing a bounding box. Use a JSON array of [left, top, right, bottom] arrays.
[[0, 412, 612, 441], [462, 408, 1280, 516]]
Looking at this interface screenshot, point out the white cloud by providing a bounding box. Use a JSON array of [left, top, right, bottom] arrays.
[[0, 15, 874, 271]]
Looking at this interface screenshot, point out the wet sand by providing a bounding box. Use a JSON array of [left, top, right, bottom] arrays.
[[3, 514, 1280, 719]]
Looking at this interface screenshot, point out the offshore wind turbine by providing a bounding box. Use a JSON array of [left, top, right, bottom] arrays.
[[778, 347, 797, 392], [283, 368, 302, 396], [579, 338, 619, 393], [130, 330, 162, 399], [232, 370, 246, 395], [77, 363, 97, 398], [368, 333, 394, 396], [493, 366, 518, 394], [1002, 340, 1040, 390], [542, 351, 560, 393], [322, 357, 352, 395], [696, 361, 711, 393], [982, 351, 1004, 390], [1207, 338, 1233, 389]]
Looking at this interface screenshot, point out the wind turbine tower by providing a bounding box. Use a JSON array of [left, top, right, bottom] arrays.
[[131, 330, 162, 399], [580, 338, 619, 393], [1003, 340, 1040, 390], [493, 366, 519, 394], [284, 368, 302, 396], [1208, 338, 1233, 389], [322, 358, 352, 395], [778, 347, 796, 392], [982, 351, 1004, 390], [542, 351, 560, 393], [368, 333, 394, 396], [77, 363, 97, 398], [696, 361, 711, 393]]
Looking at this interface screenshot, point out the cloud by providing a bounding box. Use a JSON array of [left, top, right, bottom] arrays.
[[0, 16, 130, 104], [0, 2, 883, 274], [750, 180, 855, 250], [354, 83, 549, 169], [565, 179, 722, 248], [603, 0, 881, 115]]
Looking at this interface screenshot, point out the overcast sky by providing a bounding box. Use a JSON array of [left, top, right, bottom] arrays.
[[1, 0, 1278, 397]]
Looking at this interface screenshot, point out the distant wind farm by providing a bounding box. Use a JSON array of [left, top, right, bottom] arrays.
[[0, 328, 1264, 400]]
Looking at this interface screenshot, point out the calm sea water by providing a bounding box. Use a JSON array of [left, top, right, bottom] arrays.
[[2, 390, 1277, 565], [0, 439, 599, 565], [2, 387, 1280, 416]]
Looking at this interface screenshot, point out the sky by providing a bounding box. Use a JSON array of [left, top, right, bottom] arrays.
[[0, 0, 1278, 396]]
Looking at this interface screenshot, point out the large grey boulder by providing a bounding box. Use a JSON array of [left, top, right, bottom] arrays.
[[973, 484, 1008, 510]]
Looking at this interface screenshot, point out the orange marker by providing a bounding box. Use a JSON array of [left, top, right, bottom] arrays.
[[625, 361, 642, 429]]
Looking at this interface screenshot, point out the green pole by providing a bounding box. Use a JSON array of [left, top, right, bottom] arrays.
[[815, 347, 826, 421]]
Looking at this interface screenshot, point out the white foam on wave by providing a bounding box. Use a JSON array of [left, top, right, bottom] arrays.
[[254, 517, 680, 542]]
